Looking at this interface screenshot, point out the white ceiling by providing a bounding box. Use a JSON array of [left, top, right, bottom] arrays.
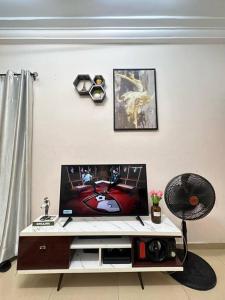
[[0, 0, 225, 43]]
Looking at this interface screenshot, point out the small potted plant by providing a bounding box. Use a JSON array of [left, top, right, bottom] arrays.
[[150, 190, 163, 224]]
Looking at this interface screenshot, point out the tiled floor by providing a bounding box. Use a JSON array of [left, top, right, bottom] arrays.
[[0, 248, 225, 300]]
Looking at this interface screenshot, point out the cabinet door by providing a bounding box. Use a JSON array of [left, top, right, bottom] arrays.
[[17, 236, 72, 270]]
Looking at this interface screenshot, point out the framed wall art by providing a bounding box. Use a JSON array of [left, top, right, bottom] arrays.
[[113, 69, 158, 130]]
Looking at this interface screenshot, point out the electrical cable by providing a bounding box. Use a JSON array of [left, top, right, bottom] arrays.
[[165, 224, 188, 275]]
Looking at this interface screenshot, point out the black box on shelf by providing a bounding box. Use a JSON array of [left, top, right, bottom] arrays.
[[102, 248, 131, 264], [83, 249, 98, 253]]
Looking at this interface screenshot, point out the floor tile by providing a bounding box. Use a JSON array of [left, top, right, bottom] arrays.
[[1, 250, 225, 300], [0, 261, 54, 300], [49, 273, 118, 300], [117, 272, 189, 300]]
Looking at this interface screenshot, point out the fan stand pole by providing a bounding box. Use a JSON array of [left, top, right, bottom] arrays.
[[182, 219, 187, 255]]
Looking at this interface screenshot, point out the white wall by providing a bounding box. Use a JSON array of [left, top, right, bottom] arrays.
[[0, 44, 225, 243]]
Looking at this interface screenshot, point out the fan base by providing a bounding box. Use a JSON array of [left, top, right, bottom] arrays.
[[0, 260, 11, 272], [170, 250, 216, 290]]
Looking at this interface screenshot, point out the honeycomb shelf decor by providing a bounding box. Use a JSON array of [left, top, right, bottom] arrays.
[[73, 74, 93, 96], [73, 74, 106, 103]]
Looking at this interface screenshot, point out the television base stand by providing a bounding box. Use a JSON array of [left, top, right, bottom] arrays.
[[136, 216, 145, 226], [62, 217, 73, 228]]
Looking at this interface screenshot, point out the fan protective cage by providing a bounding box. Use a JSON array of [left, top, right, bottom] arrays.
[[164, 173, 215, 220]]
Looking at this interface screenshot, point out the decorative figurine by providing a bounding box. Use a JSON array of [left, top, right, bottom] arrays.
[[96, 78, 103, 85], [41, 197, 50, 217], [33, 196, 58, 226], [94, 75, 105, 86], [80, 80, 87, 93]]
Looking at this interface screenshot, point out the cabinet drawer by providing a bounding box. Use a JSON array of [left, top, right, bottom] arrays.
[[17, 236, 72, 270]]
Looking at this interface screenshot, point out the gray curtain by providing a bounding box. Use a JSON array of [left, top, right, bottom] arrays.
[[0, 70, 34, 263]]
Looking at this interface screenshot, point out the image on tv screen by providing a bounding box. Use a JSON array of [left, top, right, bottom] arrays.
[[59, 164, 149, 217]]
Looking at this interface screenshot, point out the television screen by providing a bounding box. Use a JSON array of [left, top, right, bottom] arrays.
[[59, 164, 149, 217]]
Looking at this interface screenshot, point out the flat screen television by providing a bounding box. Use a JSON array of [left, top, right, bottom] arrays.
[[59, 164, 149, 217]]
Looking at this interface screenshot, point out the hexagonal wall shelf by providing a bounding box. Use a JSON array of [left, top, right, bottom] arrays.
[[89, 85, 106, 103], [93, 75, 105, 87], [73, 74, 93, 96]]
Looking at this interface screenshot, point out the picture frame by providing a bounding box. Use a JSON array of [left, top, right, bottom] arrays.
[[113, 69, 158, 130]]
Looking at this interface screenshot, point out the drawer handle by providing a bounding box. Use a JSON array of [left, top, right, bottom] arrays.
[[39, 245, 47, 250]]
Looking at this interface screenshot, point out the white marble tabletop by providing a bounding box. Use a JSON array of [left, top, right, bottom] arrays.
[[20, 215, 182, 237]]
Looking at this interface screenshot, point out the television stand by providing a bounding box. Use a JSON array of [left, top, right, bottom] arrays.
[[62, 216, 73, 228], [136, 216, 145, 226], [17, 216, 183, 291]]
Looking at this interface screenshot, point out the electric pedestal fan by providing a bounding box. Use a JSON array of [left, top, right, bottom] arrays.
[[164, 173, 216, 290]]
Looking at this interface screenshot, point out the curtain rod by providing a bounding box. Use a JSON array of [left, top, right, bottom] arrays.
[[0, 72, 38, 80]]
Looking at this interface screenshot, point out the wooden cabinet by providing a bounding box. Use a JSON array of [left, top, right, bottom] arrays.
[[17, 236, 72, 270], [16, 218, 183, 290], [17, 217, 183, 273]]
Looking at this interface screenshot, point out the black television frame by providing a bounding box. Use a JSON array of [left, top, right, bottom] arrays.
[[59, 163, 149, 217]]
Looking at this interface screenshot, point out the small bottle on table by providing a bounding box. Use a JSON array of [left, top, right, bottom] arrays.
[[151, 203, 161, 224], [150, 190, 163, 224]]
